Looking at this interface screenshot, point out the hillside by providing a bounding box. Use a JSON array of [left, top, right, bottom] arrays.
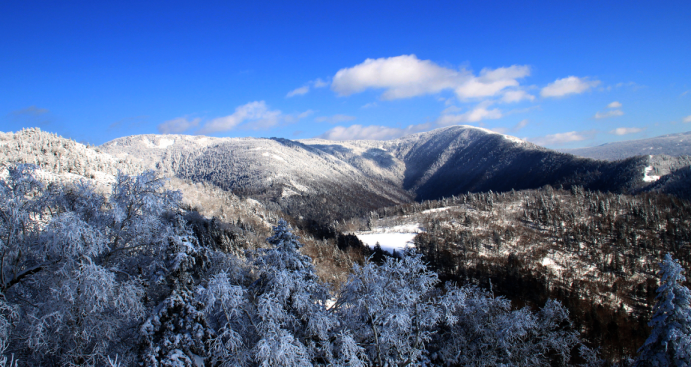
[[102, 125, 655, 222], [334, 187, 691, 360], [562, 130, 691, 160]]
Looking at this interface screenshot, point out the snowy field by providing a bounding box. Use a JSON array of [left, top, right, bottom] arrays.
[[353, 224, 423, 254]]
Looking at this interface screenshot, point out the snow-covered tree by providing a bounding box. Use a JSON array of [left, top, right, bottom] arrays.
[[433, 284, 582, 366], [0, 164, 46, 294], [0, 166, 193, 366], [335, 251, 439, 366], [636, 254, 691, 367], [248, 220, 335, 366], [199, 220, 337, 366], [140, 290, 215, 367]]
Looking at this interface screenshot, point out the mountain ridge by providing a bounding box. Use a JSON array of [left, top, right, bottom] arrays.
[[561, 130, 691, 160], [98, 125, 659, 222]]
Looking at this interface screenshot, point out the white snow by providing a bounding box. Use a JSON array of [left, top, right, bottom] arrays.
[[503, 135, 525, 144], [353, 223, 423, 254], [422, 207, 452, 214], [643, 166, 660, 182], [281, 188, 299, 198], [459, 125, 524, 145], [157, 138, 175, 149], [142, 138, 155, 148], [540, 257, 565, 272], [356, 233, 417, 254], [290, 180, 310, 193]]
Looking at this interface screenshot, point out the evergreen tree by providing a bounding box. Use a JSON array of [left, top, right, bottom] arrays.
[[636, 254, 691, 367]]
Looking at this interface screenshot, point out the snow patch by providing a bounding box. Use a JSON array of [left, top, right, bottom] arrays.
[[282, 188, 299, 198], [458, 125, 524, 145], [503, 135, 525, 144], [541, 256, 565, 272], [422, 207, 452, 214], [142, 138, 155, 148], [290, 180, 310, 193], [643, 166, 660, 182], [157, 138, 175, 149], [356, 233, 417, 255], [354, 223, 423, 254]]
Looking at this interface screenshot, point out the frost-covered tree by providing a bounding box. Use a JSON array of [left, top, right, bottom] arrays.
[[198, 220, 337, 366], [433, 284, 583, 366], [196, 270, 251, 366], [0, 164, 47, 294], [248, 220, 335, 366], [0, 166, 193, 366], [140, 290, 215, 367], [335, 251, 439, 366], [0, 163, 607, 366], [636, 254, 691, 367]]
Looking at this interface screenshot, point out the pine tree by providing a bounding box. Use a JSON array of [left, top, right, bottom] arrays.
[[636, 254, 691, 367]]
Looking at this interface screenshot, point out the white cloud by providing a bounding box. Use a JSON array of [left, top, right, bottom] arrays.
[[12, 105, 49, 116], [314, 114, 357, 124], [280, 109, 314, 124], [318, 123, 431, 141], [683, 115, 691, 123], [607, 101, 622, 108], [331, 54, 530, 101], [489, 119, 529, 135], [197, 101, 282, 134], [594, 110, 624, 119], [455, 66, 531, 99], [513, 119, 529, 131], [540, 76, 601, 98], [501, 90, 535, 103], [297, 110, 314, 119], [610, 127, 644, 135], [436, 104, 502, 126], [287, 79, 329, 98], [287, 86, 310, 97], [362, 102, 378, 109], [246, 111, 283, 130], [157, 117, 201, 134], [530, 130, 596, 146], [313, 78, 329, 88]]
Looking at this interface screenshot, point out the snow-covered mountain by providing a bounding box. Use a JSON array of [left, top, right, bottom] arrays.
[[562, 130, 691, 160], [0, 128, 144, 192], [101, 125, 655, 221]]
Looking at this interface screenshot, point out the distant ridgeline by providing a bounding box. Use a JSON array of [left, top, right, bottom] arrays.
[[562, 130, 691, 160], [98, 125, 691, 222]]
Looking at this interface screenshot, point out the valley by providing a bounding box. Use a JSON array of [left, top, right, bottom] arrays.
[[1, 125, 691, 364]]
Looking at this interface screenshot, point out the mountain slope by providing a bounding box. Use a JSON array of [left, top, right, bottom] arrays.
[[334, 187, 691, 359], [304, 125, 648, 200], [562, 130, 691, 160], [101, 125, 656, 221], [103, 134, 415, 221], [0, 128, 144, 191], [388, 126, 646, 200]]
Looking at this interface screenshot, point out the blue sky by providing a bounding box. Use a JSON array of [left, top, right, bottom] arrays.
[[1, 1, 690, 148]]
